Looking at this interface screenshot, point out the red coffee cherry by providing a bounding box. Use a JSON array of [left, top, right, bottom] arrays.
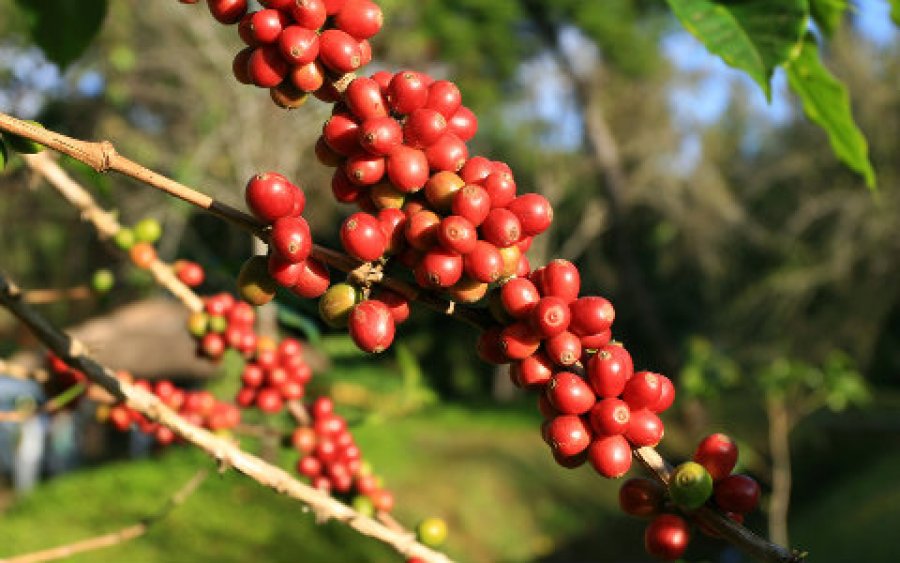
[[530, 296, 571, 338], [359, 116, 402, 156], [344, 152, 385, 185], [404, 209, 441, 251], [499, 277, 540, 319], [206, 0, 248, 24], [625, 408, 664, 447], [341, 212, 387, 261], [245, 172, 296, 222], [480, 172, 516, 208], [476, 326, 508, 364], [248, 45, 288, 88], [249, 9, 288, 44], [415, 248, 463, 288], [588, 434, 632, 478], [377, 207, 407, 253], [290, 257, 330, 298], [540, 260, 581, 303], [589, 398, 631, 436], [546, 371, 595, 415], [569, 295, 615, 336], [271, 216, 312, 263], [499, 322, 542, 361], [331, 169, 365, 204], [232, 47, 254, 84], [587, 344, 634, 398], [580, 329, 613, 350], [387, 71, 429, 115], [650, 374, 675, 413], [291, 60, 326, 92], [311, 396, 333, 418], [256, 387, 284, 413], [544, 331, 582, 367], [319, 29, 362, 73], [619, 477, 666, 518], [507, 193, 553, 237], [345, 77, 389, 120], [321, 0, 346, 15], [622, 371, 663, 410], [279, 26, 320, 65], [693, 433, 739, 482], [291, 0, 327, 29], [435, 215, 476, 255], [174, 260, 205, 288], [512, 350, 554, 389], [480, 208, 522, 248], [386, 146, 430, 192], [358, 39, 373, 67], [425, 80, 462, 118], [348, 299, 396, 353], [552, 449, 588, 469], [644, 514, 690, 561], [714, 474, 760, 513], [241, 364, 265, 388], [376, 289, 410, 324], [334, 0, 383, 40], [323, 113, 361, 156], [424, 133, 468, 172], [464, 241, 503, 283], [448, 105, 478, 141], [545, 414, 592, 457], [452, 184, 492, 226], [459, 156, 493, 184]]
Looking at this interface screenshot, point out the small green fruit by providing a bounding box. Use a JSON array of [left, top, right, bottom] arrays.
[[669, 461, 714, 510], [187, 311, 209, 338], [133, 217, 162, 244], [237, 255, 277, 306], [3, 121, 45, 154], [318, 282, 361, 328], [114, 228, 136, 250], [351, 495, 375, 518], [416, 517, 448, 547], [208, 315, 228, 334], [91, 269, 115, 294]]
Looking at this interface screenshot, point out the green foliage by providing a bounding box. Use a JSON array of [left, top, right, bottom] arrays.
[[759, 351, 870, 412], [0, 137, 7, 171], [809, 0, 849, 36], [892, 0, 900, 26], [13, 0, 107, 69], [679, 336, 741, 400], [665, 0, 807, 98], [786, 35, 877, 189]]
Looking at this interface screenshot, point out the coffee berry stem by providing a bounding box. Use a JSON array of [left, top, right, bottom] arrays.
[[0, 273, 453, 563]]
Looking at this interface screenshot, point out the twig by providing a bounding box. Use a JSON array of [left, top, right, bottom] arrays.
[[0, 272, 453, 563], [0, 470, 209, 563], [21, 152, 204, 313], [23, 286, 92, 304]]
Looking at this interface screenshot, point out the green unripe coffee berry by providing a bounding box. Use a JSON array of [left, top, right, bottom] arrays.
[[187, 311, 209, 338], [237, 255, 277, 306], [91, 269, 115, 294], [416, 517, 448, 548], [318, 282, 361, 328], [208, 315, 228, 334], [114, 228, 136, 250], [669, 461, 714, 510], [133, 217, 162, 244], [351, 495, 375, 518]]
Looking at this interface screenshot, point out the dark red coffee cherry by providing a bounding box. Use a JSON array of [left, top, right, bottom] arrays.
[[387, 71, 429, 115], [589, 398, 631, 436], [334, 0, 383, 40], [341, 212, 387, 262], [507, 193, 553, 237], [569, 295, 616, 336], [544, 330, 582, 367], [291, 60, 326, 92], [499, 277, 540, 319], [650, 374, 675, 413], [345, 77, 389, 120], [248, 45, 288, 88], [448, 105, 477, 141], [290, 257, 330, 298], [245, 172, 296, 222], [512, 350, 554, 389], [344, 152, 385, 185], [403, 108, 448, 149], [545, 414, 592, 457], [714, 474, 760, 514], [546, 371, 595, 415], [279, 26, 320, 65], [424, 80, 462, 118], [464, 241, 503, 283], [359, 116, 402, 156], [415, 248, 463, 288], [386, 146, 430, 192], [587, 344, 634, 398], [644, 514, 690, 560], [271, 216, 312, 263], [619, 477, 666, 518], [436, 215, 477, 255], [452, 184, 492, 226], [622, 371, 663, 410], [291, 0, 327, 29], [588, 434, 632, 478], [625, 408, 664, 447], [404, 209, 441, 251], [323, 113, 361, 156], [207, 0, 248, 24], [348, 299, 396, 353], [539, 260, 581, 303], [530, 296, 571, 338], [693, 433, 739, 482], [499, 322, 542, 361], [480, 172, 516, 208], [249, 9, 288, 44], [319, 29, 362, 73]]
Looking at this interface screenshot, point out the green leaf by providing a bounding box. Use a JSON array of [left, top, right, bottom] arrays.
[[892, 0, 900, 27], [0, 139, 7, 172], [666, 0, 808, 98], [809, 0, 849, 36], [14, 0, 108, 69], [786, 35, 876, 188], [276, 305, 321, 343]]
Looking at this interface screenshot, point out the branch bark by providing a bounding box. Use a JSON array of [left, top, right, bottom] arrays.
[[1, 470, 208, 563], [0, 273, 453, 563], [767, 394, 793, 547]]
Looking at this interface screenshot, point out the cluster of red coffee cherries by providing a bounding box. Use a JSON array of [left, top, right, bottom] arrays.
[[45, 352, 88, 405], [107, 378, 241, 446], [469, 260, 675, 478], [291, 396, 395, 513], [197, 0, 382, 108], [618, 433, 761, 560], [238, 172, 333, 305]]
